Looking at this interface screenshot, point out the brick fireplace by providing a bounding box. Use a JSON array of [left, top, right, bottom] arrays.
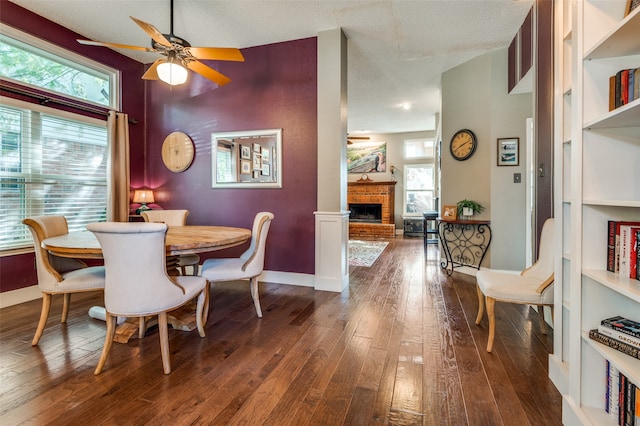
[[348, 181, 396, 238]]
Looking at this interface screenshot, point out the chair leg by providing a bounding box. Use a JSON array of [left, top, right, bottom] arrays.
[[158, 312, 171, 374], [139, 317, 147, 339], [475, 284, 484, 325], [195, 290, 206, 338], [61, 293, 71, 323], [202, 282, 210, 326], [538, 305, 547, 335], [486, 296, 496, 353], [32, 293, 52, 346], [250, 277, 262, 318], [94, 313, 117, 375]]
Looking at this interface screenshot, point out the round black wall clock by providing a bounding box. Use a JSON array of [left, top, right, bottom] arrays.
[[450, 129, 477, 161]]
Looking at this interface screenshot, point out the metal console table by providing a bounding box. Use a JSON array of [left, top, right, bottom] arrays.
[[438, 219, 492, 275]]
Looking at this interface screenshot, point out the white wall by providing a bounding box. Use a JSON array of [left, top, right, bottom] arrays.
[[441, 48, 532, 270]]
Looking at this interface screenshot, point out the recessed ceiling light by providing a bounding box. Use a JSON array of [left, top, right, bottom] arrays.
[[401, 103, 412, 110]]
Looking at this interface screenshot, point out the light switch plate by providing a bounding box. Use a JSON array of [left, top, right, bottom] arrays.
[[514, 173, 521, 183]]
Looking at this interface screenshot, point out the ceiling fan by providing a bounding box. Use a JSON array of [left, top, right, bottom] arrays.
[[77, 0, 244, 86], [347, 135, 370, 145]]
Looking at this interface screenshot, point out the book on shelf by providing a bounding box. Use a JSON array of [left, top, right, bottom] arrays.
[[626, 377, 636, 426], [602, 316, 640, 339], [637, 230, 640, 281], [606, 221, 640, 273], [589, 330, 640, 360], [622, 69, 630, 106], [608, 361, 621, 420], [635, 68, 640, 103], [636, 386, 640, 426], [599, 325, 640, 349], [620, 225, 640, 279], [630, 69, 636, 105], [610, 75, 617, 111], [633, 229, 640, 281]]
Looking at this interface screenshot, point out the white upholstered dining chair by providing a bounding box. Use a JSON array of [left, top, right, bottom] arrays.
[[23, 216, 105, 346], [141, 209, 200, 276], [87, 222, 208, 375], [475, 218, 555, 352], [200, 212, 274, 318]]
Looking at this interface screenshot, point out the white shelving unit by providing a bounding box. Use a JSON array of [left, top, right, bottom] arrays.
[[553, 1, 640, 425]]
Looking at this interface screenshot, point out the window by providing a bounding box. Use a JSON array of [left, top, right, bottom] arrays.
[[0, 25, 116, 252], [404, 138, 434, 159], [0, 98, 108, 251], [0, 25, 118, 109], [404, 164, 435, 216]]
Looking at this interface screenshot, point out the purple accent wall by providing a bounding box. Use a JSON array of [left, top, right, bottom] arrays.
[[144, 38, 318, 274], [1, 2, 317, 293]]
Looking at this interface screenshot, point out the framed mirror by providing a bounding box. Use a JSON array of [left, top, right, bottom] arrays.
[[211, 129, 282, 188]]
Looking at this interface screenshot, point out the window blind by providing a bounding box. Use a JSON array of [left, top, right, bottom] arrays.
[[0, 99, 108, 251]]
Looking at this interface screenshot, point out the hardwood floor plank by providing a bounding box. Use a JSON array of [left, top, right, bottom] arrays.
[[0, 238, 563, 426]]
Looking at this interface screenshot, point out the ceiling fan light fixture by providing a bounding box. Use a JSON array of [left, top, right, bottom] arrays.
[[157, 53, 188, 85]]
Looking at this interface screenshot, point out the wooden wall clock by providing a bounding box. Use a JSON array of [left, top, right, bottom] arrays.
[[161, 131, 195, 172], [450, 129, 477, 161]]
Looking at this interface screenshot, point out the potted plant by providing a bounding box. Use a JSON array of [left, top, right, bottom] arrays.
[[456, 199, 484, 219]]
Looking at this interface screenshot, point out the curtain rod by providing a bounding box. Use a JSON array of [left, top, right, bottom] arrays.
[[0, 81, 138, 124]]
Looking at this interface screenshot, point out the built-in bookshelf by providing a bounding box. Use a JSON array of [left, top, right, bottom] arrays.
[[553, 1, 640, 424]]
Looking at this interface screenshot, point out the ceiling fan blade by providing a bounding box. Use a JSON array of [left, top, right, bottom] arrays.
[[141, 59, 164, 80], [77, 39, 153, 52], [186, 47, 245, 62], [347, 136, 370, 140], [130, 16, 172, 47], [186, 60, 231, 86]]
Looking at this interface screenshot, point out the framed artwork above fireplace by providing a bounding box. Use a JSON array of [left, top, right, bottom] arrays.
[[347, 141, 386, 174]]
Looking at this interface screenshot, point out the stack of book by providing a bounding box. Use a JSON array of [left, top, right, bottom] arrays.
[[590, 316, 640, 360], [607, 220, 640, 281], [606, 360, 639, 426], [609, 68, 640, 111]]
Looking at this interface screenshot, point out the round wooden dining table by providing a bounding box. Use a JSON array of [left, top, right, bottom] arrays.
[[41, 225, 251, 343], [41, 225, 252, 259]]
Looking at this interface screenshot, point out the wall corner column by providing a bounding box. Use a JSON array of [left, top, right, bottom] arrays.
[[315, 28, 349, 292]]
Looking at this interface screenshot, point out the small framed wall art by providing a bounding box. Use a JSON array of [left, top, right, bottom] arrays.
[[497, 137, 519, 166]]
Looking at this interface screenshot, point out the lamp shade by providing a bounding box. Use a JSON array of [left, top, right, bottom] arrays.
[[133, 189, 155, 204], [157, 60, 188, 85]]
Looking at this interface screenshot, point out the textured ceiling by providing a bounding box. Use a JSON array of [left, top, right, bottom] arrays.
[[8, 0, 534, 134]]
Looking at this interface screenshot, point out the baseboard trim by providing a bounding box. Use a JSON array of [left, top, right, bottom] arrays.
[[260, 270, 316, 288], [0, 271, 319, 309], [0, 285, 41, 308]]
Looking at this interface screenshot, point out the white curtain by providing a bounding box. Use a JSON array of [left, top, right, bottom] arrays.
[[107, 111, 130, 222]]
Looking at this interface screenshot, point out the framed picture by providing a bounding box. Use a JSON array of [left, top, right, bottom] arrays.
[[252, 153, 262, 170], [253, 170, 260, 179], [261, 147, 270, 163], [442, 205, 457, 220], [497, 137, 519, 166], [240, 145, 251, 160], [253, 142, 261, 152], [240, 160, 251, 174], [625, 0, 640, 16], [347, 141, 387, 173], [262, 163, 270, 176]]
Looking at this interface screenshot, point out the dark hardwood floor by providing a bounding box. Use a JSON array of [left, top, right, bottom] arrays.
[[0, 237, 562, 425]]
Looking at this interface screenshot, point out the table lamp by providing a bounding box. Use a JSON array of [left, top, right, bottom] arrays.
[[133, 189, 155, 214]]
